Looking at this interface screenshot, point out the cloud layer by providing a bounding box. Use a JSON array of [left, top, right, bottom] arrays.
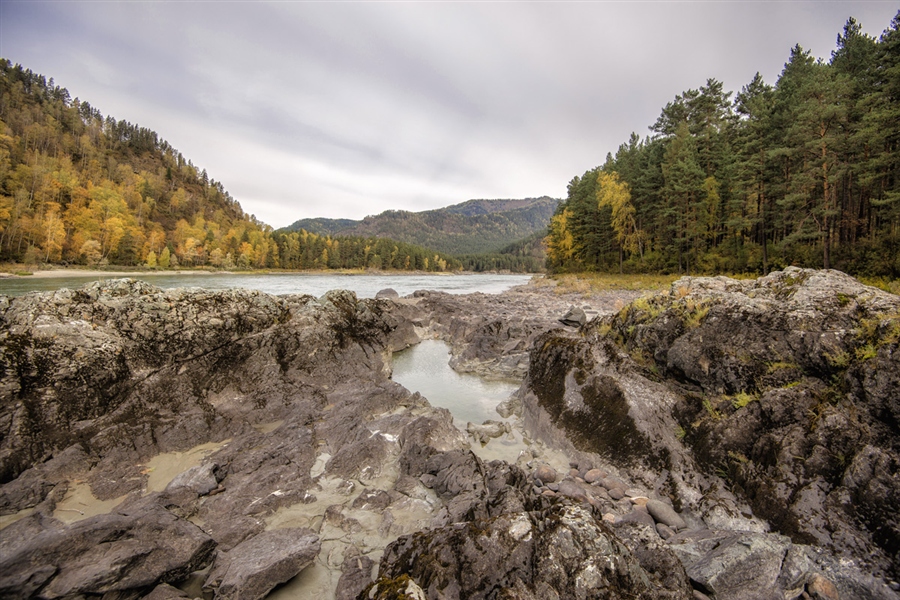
[[2, 2, 897, 228]]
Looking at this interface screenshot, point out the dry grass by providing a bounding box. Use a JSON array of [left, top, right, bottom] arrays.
[[550, 273, 680, 295]]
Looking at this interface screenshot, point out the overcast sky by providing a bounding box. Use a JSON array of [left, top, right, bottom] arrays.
[[2, 1, 897, 229]]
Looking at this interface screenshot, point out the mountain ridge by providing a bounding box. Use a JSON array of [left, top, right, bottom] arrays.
[[281, 196, 560, 256]]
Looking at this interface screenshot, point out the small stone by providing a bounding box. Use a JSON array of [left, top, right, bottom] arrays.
[[559, 306, 586, 327], [568, 468, 580, 479], [616, 508, 656, 528], [534, 465, 557, 484], [630, 496, 649, 506], [624, 488, 645, 498], [608, 488, 624, 501], [602, 513, 616, 523], [692, 590, 712, 600], [541, 489, 556, 497], [583, 469, 604, 484], [646, 499, 686, 530], [806, 574, 839, 600], [547, 482, 559, 492]]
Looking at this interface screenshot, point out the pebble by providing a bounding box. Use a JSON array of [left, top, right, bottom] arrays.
[[535, 465, 557, 484], [583, 469, 604, 484], [630, 496, 649, 506], [568, 468, 581, 479], [547, 482, 559, 492], [692, 591, 712, 600], [608, 488, 624, 501], [806, 574, 839, 600], [624, 488, 645, 498], [602, 513, 616, 523]]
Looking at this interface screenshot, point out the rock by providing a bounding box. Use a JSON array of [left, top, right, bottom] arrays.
[[559, 306, 587, 327], [166, 463, 219, 495], [657, 523, 676, 540], [144, 583, 191, 599], [0, 499, 215, 599], [807, 573, 839, 600], [203, 528, 320, 600], [335, 547, 375, 600], [646, 499, 687, 531], [466, 420, 511, 441], [608, 488, 625, 501], [583, 468, 604, 483], [534, 465, 557, 484], [376, 504, 693, 599], [375, 288, 400, 299]]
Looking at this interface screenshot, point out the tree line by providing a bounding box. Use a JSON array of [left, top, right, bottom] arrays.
[[0, 60, 460, 272], [546, 13, 900, 278]]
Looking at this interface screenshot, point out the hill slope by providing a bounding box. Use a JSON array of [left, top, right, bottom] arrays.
[[282, 196, 560, 255]]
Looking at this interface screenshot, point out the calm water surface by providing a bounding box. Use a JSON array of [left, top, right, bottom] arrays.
[[391, 340, 519, 425], [0, 272, 532, 298]]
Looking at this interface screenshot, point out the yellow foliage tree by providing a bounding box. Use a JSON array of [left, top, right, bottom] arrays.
[[597, 170, 644, 271]]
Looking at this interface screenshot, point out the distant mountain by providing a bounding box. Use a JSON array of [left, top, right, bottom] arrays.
[[281, 197, 560, 256], [283, 217, 359, 236]]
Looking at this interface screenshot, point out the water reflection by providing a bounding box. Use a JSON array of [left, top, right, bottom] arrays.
[[391, 340, 519, 426]]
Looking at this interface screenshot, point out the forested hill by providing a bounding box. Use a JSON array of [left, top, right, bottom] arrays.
[[546, 13, 900, 278], [0, 60, 461, 272], [282, 196, 560, 255]]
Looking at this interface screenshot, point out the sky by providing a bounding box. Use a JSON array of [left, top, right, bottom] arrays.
[[1, 1, 897, 229]]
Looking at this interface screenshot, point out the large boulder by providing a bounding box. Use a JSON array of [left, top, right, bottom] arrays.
[[203, 527, 320, 600], [0, 497, 215, 599]]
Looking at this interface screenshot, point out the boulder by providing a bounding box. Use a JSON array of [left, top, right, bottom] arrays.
[[558, 306, 587, 327], [203, 528, 320, 600], [0, 500, 215, 599]]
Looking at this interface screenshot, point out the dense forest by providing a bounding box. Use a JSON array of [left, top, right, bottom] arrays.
[[0, 60, 462, 273], [546, 14, 900, 278]]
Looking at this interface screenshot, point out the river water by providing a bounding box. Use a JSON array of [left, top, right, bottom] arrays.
[[0, 272, 532, 298]]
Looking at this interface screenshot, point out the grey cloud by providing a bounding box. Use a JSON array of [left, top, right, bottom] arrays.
[[2, 2, 898, 228]]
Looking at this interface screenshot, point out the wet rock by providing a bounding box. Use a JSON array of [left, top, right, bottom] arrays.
[[203, 528, 320, 600], [336, 547, 375, 600]]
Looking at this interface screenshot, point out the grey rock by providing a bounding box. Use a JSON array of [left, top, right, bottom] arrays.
[[335, 547, 374, 600], [646, 499, 687, 531], [0, 499, 215, 599], [144, 583, 191, 599], [376, 504, 692, 599], [375, 288, 400, 299], [166, 463, 219, 495], [559, 306, 587, 327], [204, 528, 320, 600]]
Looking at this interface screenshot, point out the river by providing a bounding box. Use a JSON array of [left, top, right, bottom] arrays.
[[0, 272, 533, 298]]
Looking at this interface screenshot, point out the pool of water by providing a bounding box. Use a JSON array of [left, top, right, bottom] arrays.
[[391, 340, 519, 426]]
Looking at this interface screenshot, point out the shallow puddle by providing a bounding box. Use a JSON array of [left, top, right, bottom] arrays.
[[53, 481, 128, 524], [143, 440, 230, 493], [392, 340, 520, 426]]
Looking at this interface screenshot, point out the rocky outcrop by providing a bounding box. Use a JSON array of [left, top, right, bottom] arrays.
[[521, 268, 900, 593], [0, 492, 215, 599], [0, 280, 433, 598]]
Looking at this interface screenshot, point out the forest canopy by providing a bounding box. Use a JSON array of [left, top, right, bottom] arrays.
[[546, 13, 900, 278]]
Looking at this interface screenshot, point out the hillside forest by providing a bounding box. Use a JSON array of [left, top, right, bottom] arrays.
[[546, 14, 900, 278], [0, 59, 464, 272]]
